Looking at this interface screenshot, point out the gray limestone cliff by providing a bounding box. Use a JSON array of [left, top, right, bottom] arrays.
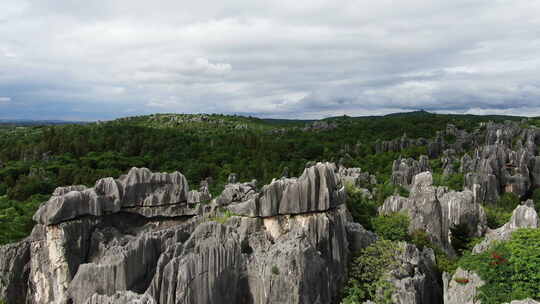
[[0, 163, 373, 304], [380, 171, 487, 256]]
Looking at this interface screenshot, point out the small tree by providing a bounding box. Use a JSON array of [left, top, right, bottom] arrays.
[[371, 213, 410, 242]]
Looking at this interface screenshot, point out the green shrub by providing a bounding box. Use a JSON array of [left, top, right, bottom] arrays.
[[371, 213, 410, 242], [483, 193, 520, 229], [342, 240, 402, 304], [209, 209, 238, 224], [345, 183, 378, 231], [410, 229, 431, 251], [432, 172, 464, 191], [271, 265, 280, 275], [458, 228, 540, 304], [485, 206, 512, 229], [497, 192, 521, 210]]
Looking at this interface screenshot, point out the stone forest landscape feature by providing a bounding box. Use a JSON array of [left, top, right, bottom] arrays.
[[1, 1, 540, 304]]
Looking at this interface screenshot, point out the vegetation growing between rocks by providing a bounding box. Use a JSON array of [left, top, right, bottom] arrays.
[[458, 229, 540, 304], [342, 240, 402, 304], [432, 172, 464, 191], [371, 213, 410, 242], [484, 193, 521, 229], [209, 209, 238, 224]]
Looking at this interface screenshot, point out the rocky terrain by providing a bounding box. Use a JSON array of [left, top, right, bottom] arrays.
[[0, 163, 381, 304], [1, 119, 540, 304]]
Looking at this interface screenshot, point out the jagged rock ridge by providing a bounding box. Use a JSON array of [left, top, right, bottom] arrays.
[[0, 163, 376, 304]]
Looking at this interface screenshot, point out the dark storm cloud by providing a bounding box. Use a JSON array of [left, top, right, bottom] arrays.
[[0, 0, 539, 120]]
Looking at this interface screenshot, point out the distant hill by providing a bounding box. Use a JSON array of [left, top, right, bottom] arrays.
[[0, 119, 89, 126]]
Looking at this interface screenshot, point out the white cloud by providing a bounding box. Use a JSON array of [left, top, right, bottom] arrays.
[[0, 97, 11, 104], [0, 0, 539, 120]]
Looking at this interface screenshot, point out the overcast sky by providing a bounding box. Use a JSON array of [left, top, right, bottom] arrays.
[[1, 0, 539, 121]]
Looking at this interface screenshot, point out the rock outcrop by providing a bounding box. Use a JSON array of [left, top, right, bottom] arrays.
[[473, 199, 539, 253], [0, 163, 372, 304], [443, 268, 484, 304], [226, 162, 346, 218], [380, 172, 487, 255], [33, 167, 203, 225], [385, 243, 443, 304], [339, 166, 374, 187], [0, 241, 31, 303], [375, 124, 477, 157], [391, 156, 431, 188], [461, 122, 540, 204]]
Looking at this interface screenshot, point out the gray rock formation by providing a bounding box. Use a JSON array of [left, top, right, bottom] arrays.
[[381, 172, 487, 255], [439, 190, 488, 239], [0, 163, 369, 304], [441, 149, 459, 176], [0, 241, 30, 303], [391, 156, 431, 188], [227, 162, 346, 218], [384, 243, 443, 304], [375, 123, 477, 157], [346, 222, 377, 254], [473, 200, 539, 253], [33, 167, 197, 225], [339, 166, 373, 188], [85, 291, 156, 304], [460, 122, 540, 204], [443, 267, 484, 304], [382, 172, 450, 253]]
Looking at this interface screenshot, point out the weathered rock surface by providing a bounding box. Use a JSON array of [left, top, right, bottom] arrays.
[[443, 267, 484, 304], [226, 162, 346, 218], [33, 167, 198, 225], [381, 172, 487, 255], [391, 156, 431, 188], [385, 243, 443, 304], [85, 291, 156, 304], [375, 123, 477, 157], [473, 199, 539, 253], [460, 122, 540, 204], [0, 163, 369, 304], [339, 166, 373, 187], [0, 241, 31, 303]]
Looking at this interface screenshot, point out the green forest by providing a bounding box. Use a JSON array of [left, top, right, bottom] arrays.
[[0, 111, 526, 245]]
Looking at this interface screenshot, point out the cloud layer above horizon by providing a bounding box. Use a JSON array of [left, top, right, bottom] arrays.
[[1, 0, 539, 120]]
